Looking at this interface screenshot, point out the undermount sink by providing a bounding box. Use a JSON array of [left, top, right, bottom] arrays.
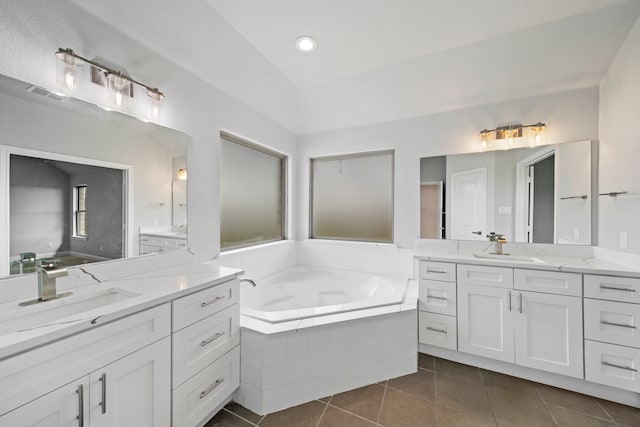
[[0, 288, 139, 336], [472, 253, 545, 263]]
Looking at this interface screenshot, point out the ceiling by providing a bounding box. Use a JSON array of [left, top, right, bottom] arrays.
[[71, 0, 640, 134]]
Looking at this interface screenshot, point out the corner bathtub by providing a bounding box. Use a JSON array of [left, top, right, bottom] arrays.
[[240, 266, 408, 323]]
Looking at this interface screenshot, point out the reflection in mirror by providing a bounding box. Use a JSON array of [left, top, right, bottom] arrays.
[[0, 73, 188, 278], [420, 141, 593, 245]]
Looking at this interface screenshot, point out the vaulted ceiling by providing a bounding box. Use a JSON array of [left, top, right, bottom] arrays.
[[71, 0, 640, 134]]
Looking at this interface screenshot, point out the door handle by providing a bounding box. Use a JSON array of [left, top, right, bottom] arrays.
[[519, 292, 523, 314], [99, 373, 107, 414], [471, 231, 482, 235], [76, 384, 84, 427]]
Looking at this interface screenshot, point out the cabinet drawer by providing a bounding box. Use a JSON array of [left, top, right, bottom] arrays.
[[514, 269, 581, 296], [585, 299, 640, 348], [585, 340, 640, 392], [419, 261, 456, 282], [585, 275, 640, 304], [173, 346, 240, 427], [419, 280, 456, 316], [173, 304, 240, 387], [457, 264, 513, 289], [173, 279, 239, 332], [418, 312, 457, 350]]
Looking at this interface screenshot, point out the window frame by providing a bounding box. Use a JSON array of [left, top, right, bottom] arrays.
[[73, 184, 88, 239], [219, 131, 288, 251], [309, 149, 395, 243]]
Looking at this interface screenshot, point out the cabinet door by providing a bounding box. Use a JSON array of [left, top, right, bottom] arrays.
[[514, 292, 583, 378], [0, 378, 89, 427], [90, 337, 171, 427], [458, 284, 514, 362]]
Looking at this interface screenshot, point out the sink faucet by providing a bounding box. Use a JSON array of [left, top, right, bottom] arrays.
[[239, 278, 257, 287], [487, 232, 508, 255], [19, 259, 72, 306]]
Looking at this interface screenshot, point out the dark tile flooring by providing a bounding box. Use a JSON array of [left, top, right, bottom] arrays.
[[205, 354, 640, 427]]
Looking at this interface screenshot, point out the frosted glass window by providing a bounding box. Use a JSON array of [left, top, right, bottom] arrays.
[[220, 133, 286, 250], [311, 151, 394, 242]]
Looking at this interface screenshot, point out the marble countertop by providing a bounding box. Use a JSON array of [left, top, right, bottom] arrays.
[[0, 262, 243, 360], [414, 243, 640, 278], [139, 232, 187, 239]]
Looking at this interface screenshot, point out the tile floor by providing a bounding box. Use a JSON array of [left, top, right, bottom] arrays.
[[205, 354, 640, 427]]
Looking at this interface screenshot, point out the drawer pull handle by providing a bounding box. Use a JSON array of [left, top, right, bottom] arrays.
[[99, 373, 107, 414], [201, 295, 225, 308], [602, 361, 638, 372], [519, 292, 523, 314], [426, 269, 447, 274], [200, 378, 224, 399], [426, 326, 447, 334], [601, 321, 637, 329], [76, 384, 84, 427], [427, 295, 447, 301], [600, 285, 636, 293], [201, 332, 225, 347], [508, 291, 512, 312]]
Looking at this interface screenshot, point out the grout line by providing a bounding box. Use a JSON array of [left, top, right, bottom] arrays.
[[325, 402, 380, 425], [375, 379, 389, 425], [533, 384, 560, 427], [222, 408, 261, 426], [314, 398, 330, 427], [595, 400, 621, 426]]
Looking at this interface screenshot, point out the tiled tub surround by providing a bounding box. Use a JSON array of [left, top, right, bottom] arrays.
[[415, 238, 640, 409], [218, 240, 418, 415], [0, 252, 244, 427]]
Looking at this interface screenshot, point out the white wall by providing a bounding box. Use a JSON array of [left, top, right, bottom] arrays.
[[0, 0, 298, 262], [298, 88, 599, 249], [599, 16, 640, 254]]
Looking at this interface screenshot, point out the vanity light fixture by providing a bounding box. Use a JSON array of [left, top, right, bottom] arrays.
[[478, 122, 547, 151], [55, 48, 165, 119], [177, 168, 187, 180], [295, 36, 317, 53]]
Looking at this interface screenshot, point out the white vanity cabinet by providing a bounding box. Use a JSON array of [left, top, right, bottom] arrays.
[[418, 261, 458, 350], [584, 274, 640, 392], [139, 234, 187, 255], [457, 264, 584, 378], [171, 279, 240, 427], [0, 305, 172, 427]]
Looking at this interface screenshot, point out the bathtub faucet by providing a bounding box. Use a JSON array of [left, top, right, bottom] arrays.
[[240, 278, 257, 287]]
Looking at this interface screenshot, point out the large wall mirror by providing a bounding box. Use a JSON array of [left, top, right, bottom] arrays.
[[420, 140, 594, 245], [0, 73, 188, 277]]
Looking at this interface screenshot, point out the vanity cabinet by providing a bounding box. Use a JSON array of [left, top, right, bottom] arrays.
[[418, 261, 458, 350], [171, 279, 240, 427], [456, 264, 583, 378], [139, 234, 187, 255], [0, 275, 241, 427], [584, 274, 640, 392]]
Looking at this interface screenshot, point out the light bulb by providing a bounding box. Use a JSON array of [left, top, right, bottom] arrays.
[[148, 89, 165, 120], [107, 73, 131, 107], [56, 49, 85, 90], [295, 36, 317, 53]]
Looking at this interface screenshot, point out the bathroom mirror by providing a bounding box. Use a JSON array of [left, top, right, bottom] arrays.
[[0, 73, 189, 277], [420, 140, 594, 244]]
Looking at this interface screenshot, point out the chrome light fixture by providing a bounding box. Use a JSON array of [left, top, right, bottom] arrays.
[[479, 122, 547, 151], [55, 48, 165, 119]]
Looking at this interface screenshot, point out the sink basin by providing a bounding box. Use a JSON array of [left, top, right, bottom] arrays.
[[473, 253, 545, 263], [0, 288, 139, 335]]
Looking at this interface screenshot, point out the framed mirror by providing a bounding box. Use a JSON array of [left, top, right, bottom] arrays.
[[0, 73, 189, 277], [420, 140, 594, 244]]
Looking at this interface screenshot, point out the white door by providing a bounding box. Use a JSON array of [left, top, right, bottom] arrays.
[[451, 168, 487, 240], [90, 337, 171, 427], [0, 378, 90, 427], [458, 283, 515, 362], [514, 292, 583, 378]]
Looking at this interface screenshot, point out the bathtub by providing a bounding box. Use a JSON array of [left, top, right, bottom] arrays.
[[235, 265, 417, 415], [240, 266, 408, 323]]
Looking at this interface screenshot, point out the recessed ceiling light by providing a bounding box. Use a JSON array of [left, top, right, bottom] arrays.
[[295, 36, 317, 53]]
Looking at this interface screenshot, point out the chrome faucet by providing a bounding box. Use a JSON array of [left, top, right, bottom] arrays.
[[487, 232, 508, 255], [20, 259, 72, 306], [239, 278, 257, 287]]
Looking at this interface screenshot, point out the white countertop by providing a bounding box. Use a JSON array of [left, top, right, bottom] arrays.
[[140, 232, 187, 239], [0, 262, 243, 360], [414, 244, 640, 278]]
